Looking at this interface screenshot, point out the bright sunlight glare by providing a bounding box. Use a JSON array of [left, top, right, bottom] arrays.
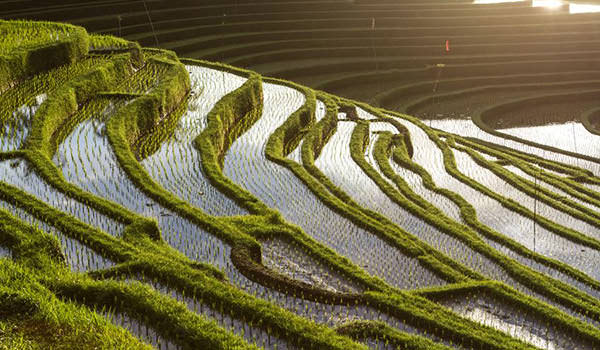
[[472, 0, 524, 4], [532, 0, 563, 8], [570, 3, 600, 13]]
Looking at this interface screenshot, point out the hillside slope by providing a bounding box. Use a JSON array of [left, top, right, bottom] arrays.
[[1, 19, 600, 350]]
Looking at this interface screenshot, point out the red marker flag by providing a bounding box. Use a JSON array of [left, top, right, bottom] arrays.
[[445, 40, 450, 52]]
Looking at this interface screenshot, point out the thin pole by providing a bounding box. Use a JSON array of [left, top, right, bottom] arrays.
[[533, 167, 538, 253], [222, 12, 226, 94], [370, 17, 379, 104], [142, 0, 160, 48], [432, 64, 444, 127]]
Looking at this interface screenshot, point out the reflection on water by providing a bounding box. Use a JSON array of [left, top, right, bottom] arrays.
[[0, 246, 11, 259], [473, 0, 600, 13], [532, 0, 564, 8], [504, 121, 600, 160], [440, 292, 595, 350], [570, 2, 600, 13], [473, 0, 524, 4], [261, 237, 365, 293]]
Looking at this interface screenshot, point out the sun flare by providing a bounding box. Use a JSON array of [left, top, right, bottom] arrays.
[[569, 2, 600, 13], [472, 0, 524, 4]]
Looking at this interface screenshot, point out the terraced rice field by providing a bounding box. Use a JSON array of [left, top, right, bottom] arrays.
[[3, 2, 600, 349]]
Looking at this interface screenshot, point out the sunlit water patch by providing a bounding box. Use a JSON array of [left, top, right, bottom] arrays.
[[0, 159, 124, 236], [570, 2, 600, 13], [532, 0, 563, 8], [504, 164, 600, 213], [431, 118, 600, 180], [452, 147, 600, 242], [504, 122, 600, 163], [0, 245, 11, 259], [317, 121, 512, 284], [141, 65, 247, 216], [439, 292, 593, 350], [473, 0, 524, 3], [394, 117, 600, 287], [224, 83, 446, 290]]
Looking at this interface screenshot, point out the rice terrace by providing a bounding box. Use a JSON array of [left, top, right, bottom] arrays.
[[3, 0, 600, 349]]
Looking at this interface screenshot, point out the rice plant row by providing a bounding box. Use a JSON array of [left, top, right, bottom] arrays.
[[315, 121, 512, 283], [127, 275, 460, 350], [430, 118, 600, 177], [504, 164, 600, 213], [438, 291, 595, 350], [101, 309, 181, 350], [395, 117, 600, 290], [0, 55, 109, 124], [451, 147, 600, 242], [141, 65, 247, 217], [287, 100, 326, 163], [223, 82, 445, 290], [0, 159, 124, 236]]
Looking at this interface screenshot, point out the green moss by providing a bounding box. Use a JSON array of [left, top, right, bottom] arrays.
[[0, 20, 89, 91]]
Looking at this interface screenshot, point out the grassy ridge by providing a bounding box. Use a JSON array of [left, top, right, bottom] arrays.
[[0, 20, 89, 91]]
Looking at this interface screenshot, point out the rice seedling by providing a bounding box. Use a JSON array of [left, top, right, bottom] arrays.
[[438, 291, 596, 350], [451, 147, 600, 242], [261, 237, 364, 293], [315, 121, 512, 283], [101, 308, 182, 350], [223, 82, 444, 290], [395, 117, 600, 284], [429, 118, 600, 176]]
